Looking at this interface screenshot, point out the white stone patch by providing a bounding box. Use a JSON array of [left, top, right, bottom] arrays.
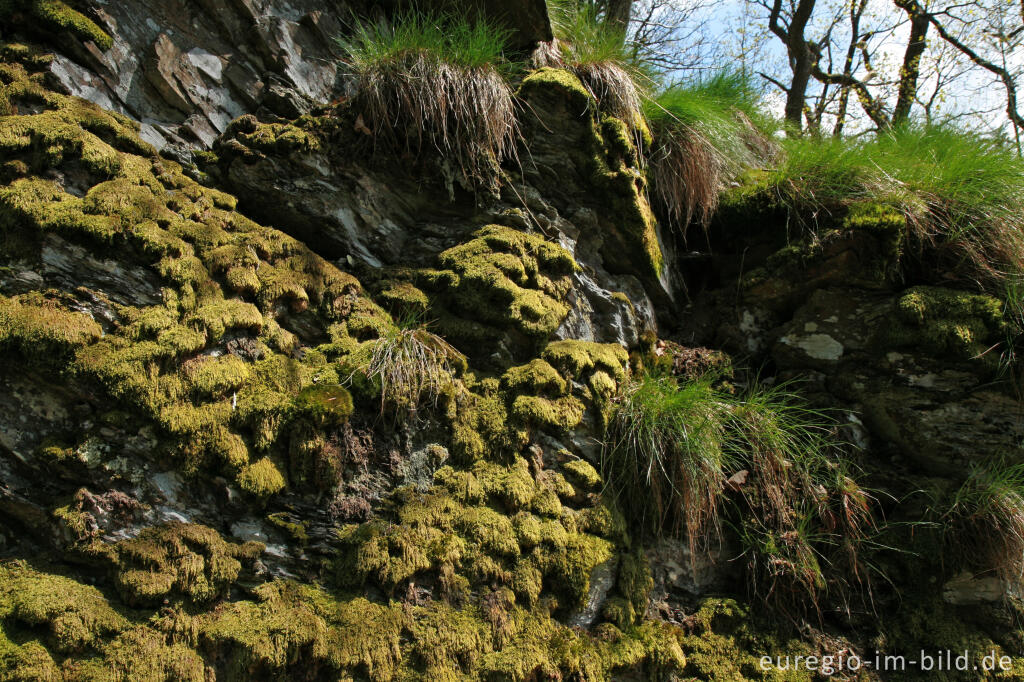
[[138, 122, 167, 150], [780, 333, 844, 361], [739, 309, 758, 333], [803, 321, 818, 332], [908, 373, 938, 388], [231, 520, 271, 544], [187, 48, 223, 82]]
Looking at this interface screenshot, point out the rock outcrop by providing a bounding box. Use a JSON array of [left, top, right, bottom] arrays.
[[1, 0, 1023, 680]]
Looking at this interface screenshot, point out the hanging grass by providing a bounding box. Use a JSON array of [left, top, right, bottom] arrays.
[[603, 371, 872, 617], [727, 383, 872, 619], [644, 71, 778, 233], [543, 0, 648, 125], [349, 315, 465, 420], [771, 125, 1024, 300], [603, 372, 732, 559], [337, 10, 518, 185], [944, 459, 1024, 588]]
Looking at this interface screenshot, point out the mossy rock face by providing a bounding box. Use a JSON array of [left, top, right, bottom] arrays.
[[97, 522, 265, 606], [882, 285, 1005, 361], [417, 225, 577, 354], [0, 48, 377, 499], [742, 201, 909, 313], [1, 1, 113, 51], [517, 69, 667, 297]]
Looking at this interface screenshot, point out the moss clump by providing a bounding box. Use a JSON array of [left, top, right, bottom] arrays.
[[1, 1, 113, 50], [0, 561, 127, 654], [0, 293, 102, 363], [510, 394, 585, 430], [238, 457, 287, 498], [429, 225, 577, 343], [884, 285, 1005, 360], [376, 281, 430, 318], [266, 512, 310, 546], [542, 340, 629, 380], [292, 383, 354, 427], [90, 522, 264, 606], [183, 354, 251, 397], [518, 67, 594, 115], [87, 626, 207, 681], [446, 380, 519, 463], [563, 459, 601, 491], [501, 359, 567, 396], [220, 115, 322, 157], [199, 581, 332, 679], [186, 299, 264, 342]]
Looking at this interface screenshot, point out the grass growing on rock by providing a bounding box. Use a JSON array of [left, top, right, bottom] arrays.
[[544, 0, 647, 126], [604, 372, 732, 554], [604, 370, 873, 618], [945, 459, 1024, 589], [644, 70, 777, 232], [348, 316, 465, 420], [338, 10, 518, 186], [769, 125, 1024, 303]]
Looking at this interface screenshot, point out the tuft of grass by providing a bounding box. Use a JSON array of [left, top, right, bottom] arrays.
[[603, 371, 872, 618], [645, 71, 778, 232], [944, 459, 1024, 588], [337, 10, 517, 185], [727, 383, 872, 619], [603, 372, 732, 559], [772, 125, 1024, 299], [544, 0, 648, 124], [358, 316, 465, 419]]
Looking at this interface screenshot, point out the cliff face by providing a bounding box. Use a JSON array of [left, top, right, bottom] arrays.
[[1, 2, 1022, 680]]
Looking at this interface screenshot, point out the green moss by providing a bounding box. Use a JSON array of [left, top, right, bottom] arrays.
[[0, 632, 61, 681], [96, 522, 264, 606], [501, 359, 567, 396], [199, 581, 330, 679], [292, 383, 354, 427], [542, 340, 629, 381], [563, 459, 601, 491], [432, 225, 577, 342], [267, 512, 310, 546], [0, 293, 102, 362], [601, 597, 636, 629], [517, 67, 594, 111], [187, 299, 263, 341], [183, 354, 251, 397], [536, 532, 613, 609], [377, 281, 430, 318], [221, 116, 322, 156], [510, 395, 585, 431], [11, 0, 114, 50], [0, 561, 127, 654], [883, 285, 1005, 360], [405, 602, 492, 678], [447, 382, 518, 463], [238, 457, 286, 498], [89, 626, 207, 681], [617, 551, 653, 624]]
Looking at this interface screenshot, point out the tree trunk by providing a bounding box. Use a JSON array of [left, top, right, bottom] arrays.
[[604, 0, 633, 38], [893, 0, 930, 126]]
